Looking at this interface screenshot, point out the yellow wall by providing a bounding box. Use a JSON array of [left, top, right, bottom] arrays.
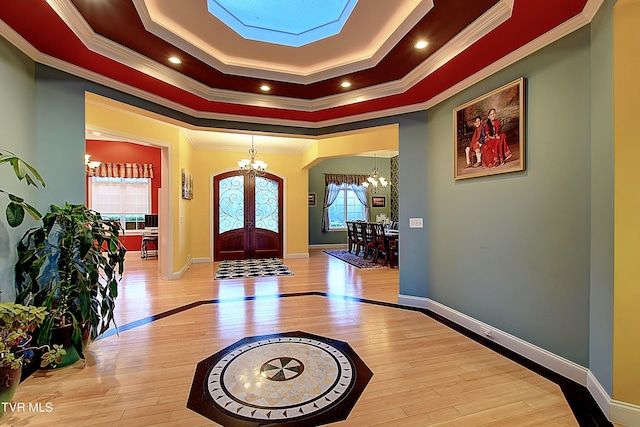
[[85, 96, 184, 272], [86, 95, 397, 271], [302, 125, 399, 168], [190, 149, 309, 258], [178, 131, 193, 266], [613, 0, 640, 406]]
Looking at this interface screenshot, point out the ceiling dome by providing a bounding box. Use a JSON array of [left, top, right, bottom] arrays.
[[207, 0, 358, 47]]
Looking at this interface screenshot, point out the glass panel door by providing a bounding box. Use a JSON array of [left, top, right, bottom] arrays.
[[254, 176, 278, 233], [218, 175, 244, 233]]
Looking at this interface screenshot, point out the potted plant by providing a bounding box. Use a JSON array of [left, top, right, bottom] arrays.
[[0, 302, 65, 418], [0, 149, 45, 227], [14, 203, 126, 366]]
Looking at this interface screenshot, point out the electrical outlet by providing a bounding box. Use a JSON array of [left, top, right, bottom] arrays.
[[187, 253, 191, 261], [482, 327, 493, 338], [409, 218, 423, 228]]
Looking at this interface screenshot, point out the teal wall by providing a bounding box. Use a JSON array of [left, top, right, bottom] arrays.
[[589, 0, 614, 395], [397, 112, 429, 296], [34, 65, 87, 208], [0, 44, 87, 300], [399, 28, 593, 366], [0, 37, 36, 301], [308, 156, 391, 245]]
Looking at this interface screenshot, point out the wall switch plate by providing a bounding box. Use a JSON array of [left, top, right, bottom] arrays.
[[409, 218, 423, 228]]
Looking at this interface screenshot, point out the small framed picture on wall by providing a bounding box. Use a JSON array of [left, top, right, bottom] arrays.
[[372, 196, 385, 208], [181, 168, 193, 200], [308, 193, 316, 206]]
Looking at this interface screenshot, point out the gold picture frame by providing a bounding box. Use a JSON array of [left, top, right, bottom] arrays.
[[453, 78, 525, 180]]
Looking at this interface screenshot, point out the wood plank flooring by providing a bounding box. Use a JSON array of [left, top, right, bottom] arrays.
[[6, 250, 586, 426]]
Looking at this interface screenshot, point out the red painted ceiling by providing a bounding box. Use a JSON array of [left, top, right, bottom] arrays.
[[0, 0, 591, 126]]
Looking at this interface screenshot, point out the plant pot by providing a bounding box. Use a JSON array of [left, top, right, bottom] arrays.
[[45, 324, 80, 368], [82, 323, 91, 352], [20, 347, 43, 382], [0, 365, 22, 418]]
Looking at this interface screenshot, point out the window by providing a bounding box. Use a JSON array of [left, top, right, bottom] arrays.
[[327, 184, 366, 229], [89, 177, 151, 231]]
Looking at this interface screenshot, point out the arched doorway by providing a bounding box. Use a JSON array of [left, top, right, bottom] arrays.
[[213, 171, 283, 260]]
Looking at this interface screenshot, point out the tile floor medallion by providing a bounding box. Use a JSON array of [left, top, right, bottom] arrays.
[[187, 331, 373, 426]]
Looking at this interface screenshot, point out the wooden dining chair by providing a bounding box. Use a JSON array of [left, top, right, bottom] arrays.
[[353, 221, 367, 256], [363, 222, 378, 260], [370, 222, 389, 264], [346, 221, 358, 254]]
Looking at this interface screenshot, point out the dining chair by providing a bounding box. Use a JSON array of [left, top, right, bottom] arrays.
[[371, 222, 389, 265], [363, 222, 378, 260], [346, 221, 358, 254], [353, 221, 367, 257]]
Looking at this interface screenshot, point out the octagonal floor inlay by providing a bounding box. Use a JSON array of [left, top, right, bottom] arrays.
[[187, 331, 373, 426]]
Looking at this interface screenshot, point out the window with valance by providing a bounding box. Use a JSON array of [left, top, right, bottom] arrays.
[[86, 162, 154, 179], [322, 174, 369, 232], [87, 162, 154, 231]]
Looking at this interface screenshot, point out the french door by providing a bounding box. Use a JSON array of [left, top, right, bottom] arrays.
[[213, 171, 283, 261]]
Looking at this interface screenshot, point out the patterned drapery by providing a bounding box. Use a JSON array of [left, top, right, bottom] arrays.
[[324, 173, 369, 186], [86, 162, 154, 179]]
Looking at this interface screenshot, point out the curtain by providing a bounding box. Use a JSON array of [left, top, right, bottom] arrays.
[[321, 183, 342, 232], [351, 184, 370, 222], [87, 162, 154, 179], [324, 173, 368, 186], [321, 174, 371, 232]]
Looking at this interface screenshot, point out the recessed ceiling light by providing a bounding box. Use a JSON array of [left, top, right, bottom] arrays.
[[415, 40, 428, 49], [341, 81, 351, 88], [260, 85, 271, 91], [168, 56, 182, 64]]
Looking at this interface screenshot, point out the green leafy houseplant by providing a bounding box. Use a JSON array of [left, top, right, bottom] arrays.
[[0, 150, 45, 227], [0, 302, 65, 419], [14, 203, 126, 360], [0, 302, 65, 370]]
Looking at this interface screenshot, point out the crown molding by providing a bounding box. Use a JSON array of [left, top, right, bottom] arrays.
[[43, 0, 507, 111], [3, 0, 605, 130], [132, 0, 434, 84]]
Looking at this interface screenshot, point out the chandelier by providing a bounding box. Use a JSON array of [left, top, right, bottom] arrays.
[[362, 153, 388, 192], [85, 154, 101, 169], [238, 136, 267, 175]]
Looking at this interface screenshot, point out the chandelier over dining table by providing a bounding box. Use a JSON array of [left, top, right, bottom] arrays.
[[238, 135, 267, 175], [362, 153, 388, 192]]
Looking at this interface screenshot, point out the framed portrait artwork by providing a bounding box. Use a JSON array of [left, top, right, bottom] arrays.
[[453, 78, 525, 180], [372, 196, 385, 208]]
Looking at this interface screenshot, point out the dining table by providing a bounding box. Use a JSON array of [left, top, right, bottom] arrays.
[[384, 229, 399, 268]]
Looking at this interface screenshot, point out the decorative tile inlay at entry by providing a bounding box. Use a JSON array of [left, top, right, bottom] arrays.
[[187, 331, 373, 426]]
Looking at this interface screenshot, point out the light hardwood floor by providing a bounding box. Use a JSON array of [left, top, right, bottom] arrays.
[[6, 250, 583, 426]]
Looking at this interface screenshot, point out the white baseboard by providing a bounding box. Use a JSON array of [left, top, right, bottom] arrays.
[[397, 295, 589, 386], [308, 244, 348, 250], [169, 258, 192, 280], [611, 400, 640, 427], [397, 295, 640, 426], [285, 253, 310, 259], [588, 370, 611, 420]]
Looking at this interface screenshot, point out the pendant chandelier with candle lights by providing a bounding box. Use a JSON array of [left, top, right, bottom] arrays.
[[85, 154, 101, 169], [238, 135, 267, 175], [361, 153, 388, 193]]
